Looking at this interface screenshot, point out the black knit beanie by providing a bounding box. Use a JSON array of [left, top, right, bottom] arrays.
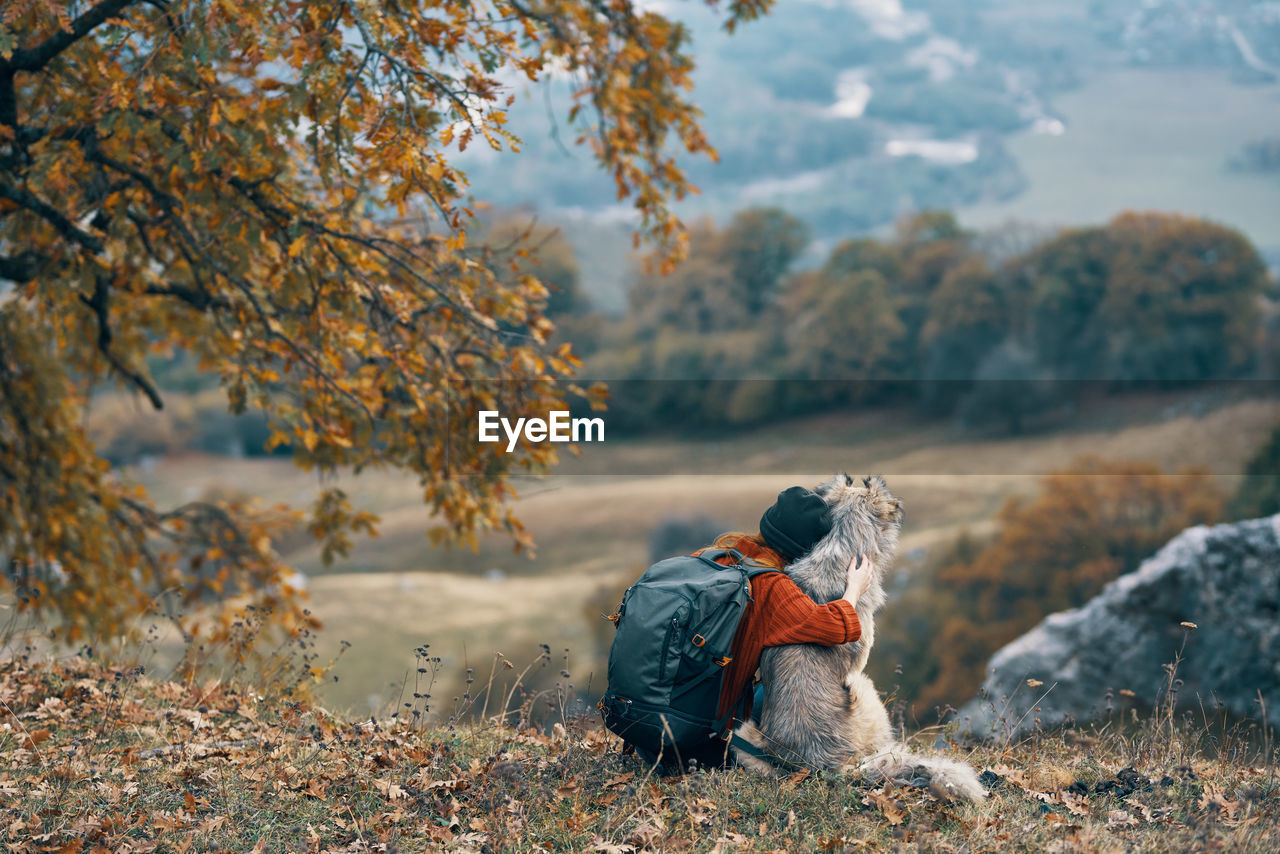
[[759, 486, 833, 561]]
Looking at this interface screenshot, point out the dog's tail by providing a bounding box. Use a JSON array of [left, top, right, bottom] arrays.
[[854, 743, 988, 801]]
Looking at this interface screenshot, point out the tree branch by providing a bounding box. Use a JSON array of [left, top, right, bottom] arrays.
[[142, 283, 228, 310], [0, 70, 15, 129], [79, 275, 165, 410], [5, 0, 143, 73], [0, 181, 104, 252], [0, 251, 42, 281]]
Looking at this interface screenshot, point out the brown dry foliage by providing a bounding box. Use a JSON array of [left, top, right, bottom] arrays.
[[913, 456, 1223, 711]]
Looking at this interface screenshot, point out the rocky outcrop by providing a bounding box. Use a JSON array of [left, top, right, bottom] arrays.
[[954, 515, 1280, 741]]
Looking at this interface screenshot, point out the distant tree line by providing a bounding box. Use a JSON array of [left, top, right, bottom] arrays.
[[565, 207, 1275, 434], [96, 207, 1276, 457]]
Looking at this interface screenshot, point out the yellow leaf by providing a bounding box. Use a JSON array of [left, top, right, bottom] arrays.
[[288, 236, 307, 258]]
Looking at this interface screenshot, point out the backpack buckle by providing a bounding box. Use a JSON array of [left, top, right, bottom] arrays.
[[691, 634, 706, 647], [716, 655, 732, 667]]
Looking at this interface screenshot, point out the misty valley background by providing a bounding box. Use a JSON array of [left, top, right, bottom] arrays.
[[72, 0, 1280, 727]]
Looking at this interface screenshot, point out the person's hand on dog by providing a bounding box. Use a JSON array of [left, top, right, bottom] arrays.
[[842, 553, 874, 606]]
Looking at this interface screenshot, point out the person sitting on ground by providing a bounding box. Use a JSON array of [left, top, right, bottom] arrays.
[[690, 485, 875, 768]]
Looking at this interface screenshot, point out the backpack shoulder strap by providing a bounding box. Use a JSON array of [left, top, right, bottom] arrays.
[[743, 562, 783, 578], [695, 548, 783, 575], [742, 562, 782, 602], [693, 547, 744, 566]]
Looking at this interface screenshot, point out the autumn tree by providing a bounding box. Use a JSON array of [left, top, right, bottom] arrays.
[[624, 207, 807, 336], [780, 268, 905, 408], [895, 208, 968, 248], [0, 0, 775, 648], [917, 255, 1009, 411], [481, 217, 584, 317], [626, 219, 747, 335], [821, 236, 904, 285], [717, 206, 809, 315], [890, 210, 976, 376], [1006, 212, 1268, 384], [919, 258, 1005, 377], [894, 457, 1223, 713], [1095, 212, 1267, 382], [1002, 224, 1113, 381]]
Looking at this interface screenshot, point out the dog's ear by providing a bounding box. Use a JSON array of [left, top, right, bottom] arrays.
[[866, 476, 903, 525], [861, 474, 889, 494]]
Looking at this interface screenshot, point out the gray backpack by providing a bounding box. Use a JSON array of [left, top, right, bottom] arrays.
[[598, 548, 780, 765]]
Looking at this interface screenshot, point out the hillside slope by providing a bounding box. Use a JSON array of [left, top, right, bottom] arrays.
[[0, 657, 1274, 852]]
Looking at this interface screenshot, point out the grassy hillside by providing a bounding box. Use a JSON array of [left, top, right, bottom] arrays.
[[116, 389, 1280, 716], [1, 656, 1274, 852]]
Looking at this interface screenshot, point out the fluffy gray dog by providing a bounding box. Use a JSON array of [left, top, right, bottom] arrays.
[[732, 474, 987, 801]]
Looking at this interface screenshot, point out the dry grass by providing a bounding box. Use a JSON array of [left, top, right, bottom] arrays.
[[0, 655, 1274, 853], [132, 393, 1280, 576]]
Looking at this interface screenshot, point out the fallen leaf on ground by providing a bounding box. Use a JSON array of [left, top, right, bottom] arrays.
[[1107, 809, 1138, 827], [603, 772, 634, 789], [782, 768, 811, 789]]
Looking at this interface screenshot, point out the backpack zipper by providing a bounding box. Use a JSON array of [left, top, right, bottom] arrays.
[[657, 615, 680, 683]]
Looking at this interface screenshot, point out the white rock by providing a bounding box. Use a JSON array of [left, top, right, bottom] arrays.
[[954, 514, 1280, 740]]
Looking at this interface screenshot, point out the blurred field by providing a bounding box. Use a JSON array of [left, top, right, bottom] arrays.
[[120, 387, 1280, 715], [960, 68, 1280, 254]]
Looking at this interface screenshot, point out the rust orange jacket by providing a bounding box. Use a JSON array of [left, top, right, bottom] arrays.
[[696, 536, 862, 721]]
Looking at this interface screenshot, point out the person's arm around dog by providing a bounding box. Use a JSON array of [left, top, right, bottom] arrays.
[[752, 555, 867, 649]]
